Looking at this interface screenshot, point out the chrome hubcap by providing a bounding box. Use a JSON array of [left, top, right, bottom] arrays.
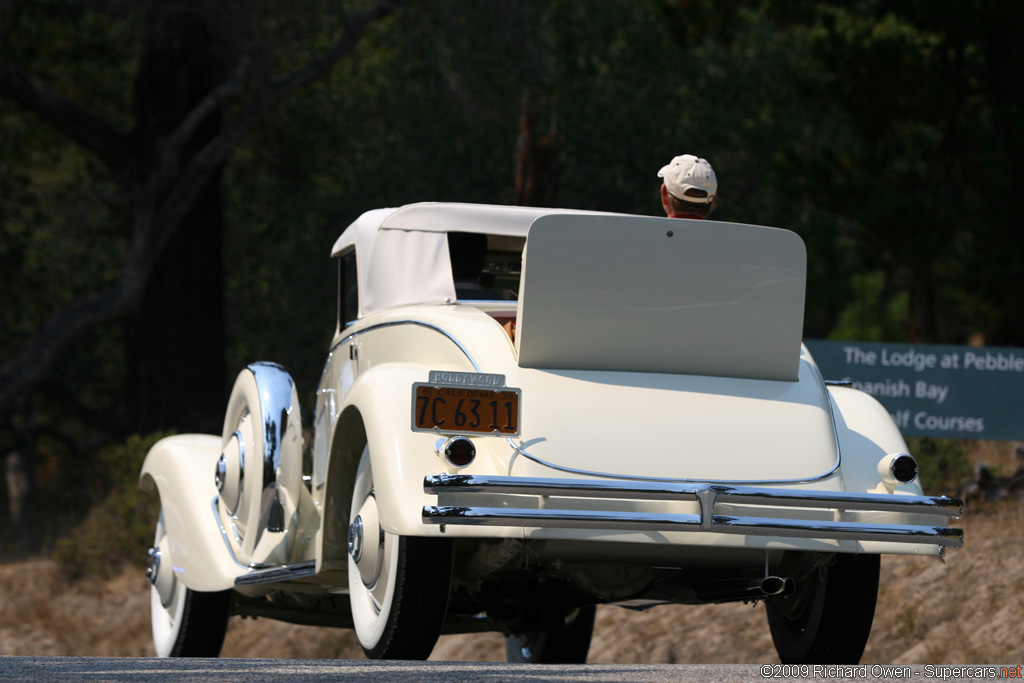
[[149, 535, 176, 607], [350, 492, 385, 588], [214, 455, 227, 491], [146, 547, 161, 585], [348, 516, 364, 563]]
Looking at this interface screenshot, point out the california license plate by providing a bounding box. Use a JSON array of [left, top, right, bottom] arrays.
[[412, 380, 521, 436]]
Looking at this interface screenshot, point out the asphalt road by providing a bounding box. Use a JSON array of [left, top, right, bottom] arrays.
[[0, 658, 1003, 683]]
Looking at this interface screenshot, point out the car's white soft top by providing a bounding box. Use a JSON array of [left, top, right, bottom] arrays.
[[331, 203, 613, 318]]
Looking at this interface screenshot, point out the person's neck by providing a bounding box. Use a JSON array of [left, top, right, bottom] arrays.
[[669, 212, 703, 220]]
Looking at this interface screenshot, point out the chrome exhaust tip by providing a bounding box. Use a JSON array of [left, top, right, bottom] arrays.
[[759, 576, 794, 596], [692, 575, 796, 602]]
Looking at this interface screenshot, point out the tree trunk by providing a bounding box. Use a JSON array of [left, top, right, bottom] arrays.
[[4, 449, 36, 545], [514, 91, 561, 208], [3, 397, 38, 553], [981, 0, 1024, 345], [125, 3, 226, 434]]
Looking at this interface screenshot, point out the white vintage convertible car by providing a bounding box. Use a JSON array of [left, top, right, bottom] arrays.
[[140, 202, 962, 664]]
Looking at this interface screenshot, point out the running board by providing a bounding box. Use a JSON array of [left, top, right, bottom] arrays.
[[234, 560, 317, 587]]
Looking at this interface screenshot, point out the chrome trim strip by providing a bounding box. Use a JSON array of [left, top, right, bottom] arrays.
[[504, 438, 841, 486], [710, 515, 963, 544], [424, 474, 963, 517], [328, 320, 481, 373], [234, 560, 318, 588], [421, 505, 963, 547], [211, 496, 249, 571], [453, 300, 518, 306]]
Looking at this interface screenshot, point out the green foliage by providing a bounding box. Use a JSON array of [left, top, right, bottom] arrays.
[[828, 271, 910, 342], [907, 437, 972, 496], [52, 433, 169, 582]]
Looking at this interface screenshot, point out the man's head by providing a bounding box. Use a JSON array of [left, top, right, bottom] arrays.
[[658, 154, 717, 218]]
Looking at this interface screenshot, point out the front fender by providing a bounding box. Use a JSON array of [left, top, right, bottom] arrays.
[[140, 434, 245, 591]]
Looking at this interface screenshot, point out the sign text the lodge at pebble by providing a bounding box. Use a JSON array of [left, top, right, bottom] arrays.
[[804, 340, 1024, 441]]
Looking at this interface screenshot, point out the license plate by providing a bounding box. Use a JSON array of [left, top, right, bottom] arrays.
[[412, 384, 521, 436]]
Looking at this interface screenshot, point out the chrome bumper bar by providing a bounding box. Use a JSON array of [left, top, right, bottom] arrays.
[[422, 474, 964, 547]]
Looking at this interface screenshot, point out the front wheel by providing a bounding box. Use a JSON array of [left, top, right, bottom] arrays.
[[504, 605, 596, 663], [765, 553, 879, 664], [347, 444, 452, 659], [149, 510, 231, 657]]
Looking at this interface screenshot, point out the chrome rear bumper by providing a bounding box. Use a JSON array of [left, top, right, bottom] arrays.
[[422, 474, 964, 547]]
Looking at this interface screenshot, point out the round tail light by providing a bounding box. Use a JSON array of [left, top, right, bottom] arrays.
[[878, 452, 919, 487], [890, 453, 920, 484], [436, 437, 476, 468]]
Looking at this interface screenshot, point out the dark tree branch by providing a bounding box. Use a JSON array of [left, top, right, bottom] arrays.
[[271, 0, 403, 96], [0, 56, 133, 171], [138, 54, 252, 232], [165, 55, 250, 159], [136, 0, 405, 272], [0, 0, 404, 414], [0, 287, 129, 414]]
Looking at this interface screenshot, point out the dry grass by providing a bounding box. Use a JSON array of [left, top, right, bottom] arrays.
[[3, 442, 1022, 663]]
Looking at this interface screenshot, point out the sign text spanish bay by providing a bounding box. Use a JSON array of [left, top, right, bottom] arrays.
[[804, 340, 1024, 441]]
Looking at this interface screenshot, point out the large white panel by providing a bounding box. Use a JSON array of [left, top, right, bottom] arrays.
[[515, 215, 807, 381]]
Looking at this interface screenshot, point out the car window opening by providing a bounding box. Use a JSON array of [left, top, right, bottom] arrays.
[[448, 232, 522, 341], [449, 232, 522, 303], [338, 248, 358, 329]]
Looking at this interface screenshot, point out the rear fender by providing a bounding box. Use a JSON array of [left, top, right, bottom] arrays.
[[315, 404, 366, 572], [318, 363, 449, 562], [829, 386, 925, 496], [139, 434, 246, 591]]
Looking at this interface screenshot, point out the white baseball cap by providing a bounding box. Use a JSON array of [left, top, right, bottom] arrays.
[[657, 154, 717, 203]]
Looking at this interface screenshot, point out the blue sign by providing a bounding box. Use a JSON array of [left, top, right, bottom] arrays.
[[804, 340, 1024, 441]]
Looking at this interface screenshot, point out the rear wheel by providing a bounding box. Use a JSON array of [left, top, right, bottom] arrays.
[[149, 510, 231, 657], [347, 444, 452, 659], [765, 553, 879, 664], [504, 605, 596, 663]]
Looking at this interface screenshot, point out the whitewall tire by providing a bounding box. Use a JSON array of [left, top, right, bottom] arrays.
[[149, 510, 231, 657], [347, 444, 452, 659]]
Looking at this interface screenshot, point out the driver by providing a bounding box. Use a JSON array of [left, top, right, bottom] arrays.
[[657, 154, 718, 219]]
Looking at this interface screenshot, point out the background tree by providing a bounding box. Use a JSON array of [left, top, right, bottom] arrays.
[[0, 0, 401, 551]]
